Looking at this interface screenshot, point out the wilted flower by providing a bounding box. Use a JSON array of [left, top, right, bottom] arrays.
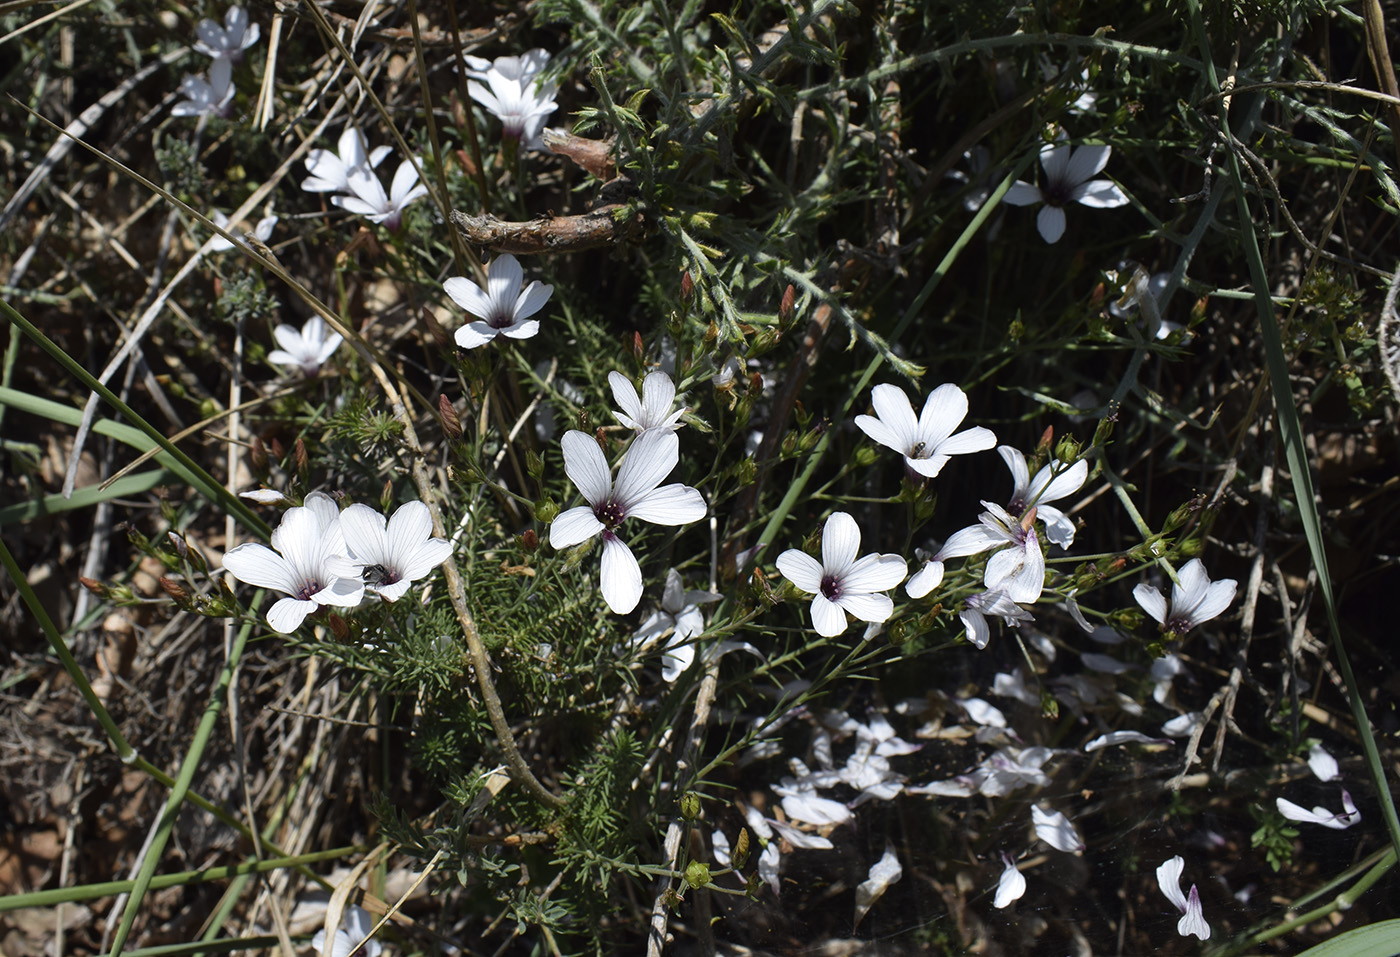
[[550, 430, 706, 614], [446, 254, 554, 349], [312, 904, 382, 957], [632, 568, 722, 681], [332, 160, 427, 231], [854, 383, 996, 478], [610, 370, 685, 434], [207, 208, 277, 252], [776, 512, 906, 638], [222, 491, 364, 633], [267, 315, 343, 376], [1276, 789, 1360, 830], [1157, 855, 1211, 940], [193, 7, 259, 61], [1031, 805, 1084, 853], [936, 502, 1046, 603], [302, 127, 391, 194], [960, 589, 1035, 649], [993, 852, 1026, 908], [339, 501, 452, 601], [1133, 558, 1238, 637], [465, 49, 558, 149], [172, 56, 234, 117], [1003, 138, 1129, 243], [853, 844, 902, 927]]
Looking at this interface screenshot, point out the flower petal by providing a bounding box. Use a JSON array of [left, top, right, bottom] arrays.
[[821, 511, 862, 576], [265, 596, 316, 633], [1036, 205, 1067, 244], [917, 383, 969, 447], [561, 430, 614, 505], [836, 591, 894, 625], [1133, 583, 1168, 624], [613, 429, 678, 507], [906, 559, 944, 598], [626, 483, 706, 526], [841, 553, 907, 594], [809, 592, 848, 637], [222, 543, 297, 593], [993, 855, 1026, 909], [1002, 182, 1042, 206], [1064, 144, 1112, 185], [1071, 178, 1129, 208], [776, 549, 823, 593], [444, 276, 492, 318], [550, 506, 604, 549], [867, 384, 918, 451], [1156, 855, 1188, 912], [599, 534, 643, 613]]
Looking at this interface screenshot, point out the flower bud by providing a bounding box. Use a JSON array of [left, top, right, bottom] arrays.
[[779, 283, 796, 324], [533, 498, 560, 523], [166, 531, 189, 561], [684, 861, 711, 889], [327, 613, 350, 641], [294, 437, 309, 480], [526, 450, 545, 480], [380, 479, 394, 514], [680, 792, 701, 820], [518, 528, 538, 551], [158, 576, 191, 608], [439, 394, 462, 440], [268, 436, 285, 464], [735, 457, 757, 486], [422, 305, 450, 350], [744, 871, 764, 898], [746, 326, 782, 358], [631, 330, 645, 361], [680, 270, 694, 301], [1053, 434, 1081, 465], [79, 576, 108, 598], [733, 828, 750, 869], [250, 436, 269, 474]]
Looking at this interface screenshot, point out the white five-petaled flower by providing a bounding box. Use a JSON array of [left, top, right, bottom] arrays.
[[172, 56, 234, 117], [446, 254, 554, 349], [221, 492, 364, 633], [1132, 558, 1238, 637], [207, 209, 277, 252], [775, 512, 907, 638], [993, 852, 1026, 908], [855, 383, 997, 478], [464, 49, 558, 149], [998, 447, 1087, 548], [267, 315, 343, 376], [312, 904, 382, 957], [1031, 805, 1084, 853], [610, 370, 685, 434], [1157, 855, 1211, 940], [1276, 789, 1361, 830], [194, 7, 259, 61], [960, 589, 1034, 649], [633, 568, 722, 681], [934, 502, 1047, 603], [302, 127, 392, 194], [550, 430, 706, 614], [339, 501, 452, 601], [1003, 138, 1129, 243], [332, 160, 427, 231]]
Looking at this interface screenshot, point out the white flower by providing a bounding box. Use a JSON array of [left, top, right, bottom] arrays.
[[267, 315, 343, 376], [854, 383, 996, 478], [239, 488, 288, 505], [610, 370, 685, 434], [775, 512, 906, 638], [302, 127, 392, 194], [1157, 855, 1211, 940], [1307, 743, 1340, 782], [207, 209, 277, 252], [960, 589, 1034, 649], [194, 7, 259, 61], [1133, 558, 1238, 637], [172, 56, 234, 117], [550, 430, 706, 614], [1276, 789, 1360, 830], [993, 853, 1026, 908], [332, 160, 427, 231], [446, 254, 554, 349], [222, 491, 364, 633], [1085, 730, 1170, 751], [338, 501, 452, 601], [853, 844, 902, 927], [312, 904, 382, 957], [1151, 653, 1185, 704], [1031, 805, 1084, 853], [1003, 139, 1129, 243], [1161, 712, 1203, 737], [465, 49, 559, 149], [997, 447, 1087, 548], [632, 568, 721, 681], [939, 503, 1046, 603]]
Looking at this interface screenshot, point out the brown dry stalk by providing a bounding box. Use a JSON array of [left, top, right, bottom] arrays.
[[451, 207, 645, 255]]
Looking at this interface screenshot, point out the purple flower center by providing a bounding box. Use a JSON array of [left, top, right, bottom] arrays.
[[295, 579, 323, 601], [1042, 179, 1072, 207], [820, 574, 843, 601], [1164, 615, 1192, 636], [487, 310, 515, 329], [594, 499, 626, 529]]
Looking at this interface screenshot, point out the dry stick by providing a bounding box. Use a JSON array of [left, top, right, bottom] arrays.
[[360, 359, 564, 808], [1361, 0, 1400, 174], [645, 659, 722, 957]]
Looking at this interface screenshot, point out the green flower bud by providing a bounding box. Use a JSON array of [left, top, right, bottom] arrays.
[[680, 792, 701, 821], [684, 861, 711, 889]]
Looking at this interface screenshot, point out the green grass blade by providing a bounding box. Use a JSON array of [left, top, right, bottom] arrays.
[[0, 470, 174, 525]]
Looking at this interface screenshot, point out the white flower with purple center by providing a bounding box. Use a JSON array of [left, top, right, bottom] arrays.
[[172, 56, 234, 117], [332, 159, 427, 231], [1133, 558, 1238, 638], [1003, 138, 1129, 243], [854, 383, 996, 478], [302, 127, 392, 194], [997, 446, 1087, 548], [446, 254, 554, 349], [221, 492, 364, 633], [775, 512, 906, 638], [610, 370, 685, 434], [267, 315, 343, 376], [550, 430, 706, 614], [339, 501, 452, 601], [464, 49, 559, 149]]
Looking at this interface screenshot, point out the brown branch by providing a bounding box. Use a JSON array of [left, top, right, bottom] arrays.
[[451, 206, 645, 255]]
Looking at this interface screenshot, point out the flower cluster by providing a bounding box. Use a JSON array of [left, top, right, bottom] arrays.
[[222, 492, 451, 633], [173, 7, 259, 118]]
